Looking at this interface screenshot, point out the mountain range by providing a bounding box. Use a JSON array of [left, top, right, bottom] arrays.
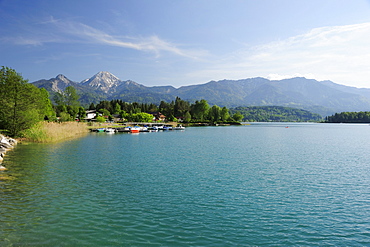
[[32, 71, 370, 116]]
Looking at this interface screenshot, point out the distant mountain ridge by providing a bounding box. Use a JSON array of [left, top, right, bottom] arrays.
[[32, 71, 370, 116]]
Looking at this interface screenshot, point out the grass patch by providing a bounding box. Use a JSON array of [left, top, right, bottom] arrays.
[[22, 121, 89, 143]]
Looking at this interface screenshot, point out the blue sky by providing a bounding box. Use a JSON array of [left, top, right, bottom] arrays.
[[2, 0, 370, 88]]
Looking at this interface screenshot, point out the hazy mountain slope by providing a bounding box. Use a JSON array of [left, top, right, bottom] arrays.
[[172, 77, 370, 115], [33, 74, 79, 92], [174, 77, 270, 105], [321, 80, 370, 99]]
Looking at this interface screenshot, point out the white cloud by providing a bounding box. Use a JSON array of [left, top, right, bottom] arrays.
[[192, 22, 370, 88], [59, 19, 210, 60], [3, 16, 206, 60]]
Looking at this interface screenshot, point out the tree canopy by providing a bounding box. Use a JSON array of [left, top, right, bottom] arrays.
[[326, 111, 370, 123], [91, 98, 238, 123], [229, 106, 322, 122], [0, 66, 54, 136], [54, 86, 82, 121]]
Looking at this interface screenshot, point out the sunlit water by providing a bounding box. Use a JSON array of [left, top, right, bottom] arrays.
[[1, 123, 370, 246]]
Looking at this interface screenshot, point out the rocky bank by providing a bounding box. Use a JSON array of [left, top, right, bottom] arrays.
[[0, 134, 17, 170]]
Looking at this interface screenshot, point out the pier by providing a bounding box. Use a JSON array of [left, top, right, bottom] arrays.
[[90, 123, 185, 133]]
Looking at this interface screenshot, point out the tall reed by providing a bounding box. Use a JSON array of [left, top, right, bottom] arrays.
[[22, 121, 89, 143]]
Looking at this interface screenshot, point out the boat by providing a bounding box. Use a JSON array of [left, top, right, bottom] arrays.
[[105, 128, 115, 133], [156, 125, 165, 130], [156, 125, 172, 130], [173, 125, 185, 130], [148, 126, 158, 132], [140, 126, 149, 132], [163, 126, 172, 130], [130, 126, 140, 133]]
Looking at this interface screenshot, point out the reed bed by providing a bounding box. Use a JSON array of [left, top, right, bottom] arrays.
[[22, 121, 89, 143]]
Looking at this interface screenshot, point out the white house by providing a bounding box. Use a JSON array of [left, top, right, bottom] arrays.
[[85, 110, 97, 121]]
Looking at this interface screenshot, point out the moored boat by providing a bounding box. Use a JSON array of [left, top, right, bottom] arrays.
[[173, 125, 185, 130], [148, 126, 158, 132], [140, 126, 149, 132], [105, 128, 115, 133], [130, 127, 140, 133]]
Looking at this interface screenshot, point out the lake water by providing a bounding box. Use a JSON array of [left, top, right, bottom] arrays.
[[1, 123, 370, 246]]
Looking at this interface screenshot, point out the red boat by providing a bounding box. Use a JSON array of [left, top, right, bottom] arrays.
[[130, 127, 140, 133]]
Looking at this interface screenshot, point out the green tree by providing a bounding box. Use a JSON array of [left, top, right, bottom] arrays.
[[53, 86, 80, 107], [53, 86, 80, 122], [77, 107, 86, 121], [130, 112, 153, 122], [174, 97, 190, 117], [113, 103, 121, 114], [191, 99, 209, 121], [0, 67, 51, 136], [208, 105, 222, 123], [64, 86, 80, 107], [96, 116, 106, 123], [66, 105, 79, 120], [99, 109, 111, 119], [53, 92, 65, 106], [59, 112, 72, 122], [96, 100, 113, 114], [232, 111, 244, 122], [159, 100, 174, 119], [120, 110, 128, 121], [184, 111, 192, 122], [39, 88, 56, 120], [88, 103, 96, 110], [55, 105, 67, 117], [220, 106, 230, 121]]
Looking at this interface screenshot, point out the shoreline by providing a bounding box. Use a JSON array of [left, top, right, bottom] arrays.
[[0, 134, 17, 170]]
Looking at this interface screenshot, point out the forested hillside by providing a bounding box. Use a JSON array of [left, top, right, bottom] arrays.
[[326, 111, 370, 123], [230, 106, 322, 122]]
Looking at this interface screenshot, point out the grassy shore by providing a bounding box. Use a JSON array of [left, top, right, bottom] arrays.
[[22, 121, 89, 143]]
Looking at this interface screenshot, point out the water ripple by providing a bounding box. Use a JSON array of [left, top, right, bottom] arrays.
[[2, 124, 370, 246]]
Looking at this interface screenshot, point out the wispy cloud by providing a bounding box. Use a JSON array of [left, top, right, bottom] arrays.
[[68, 23, 198, 58], [3, 16, 206, 59], [190, 22, 370, 87]]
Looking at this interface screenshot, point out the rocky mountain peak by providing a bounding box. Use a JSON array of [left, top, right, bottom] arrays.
[[81, 71, 122, 93], [86, 71, 120, 85], [55, 74, 71, 83]]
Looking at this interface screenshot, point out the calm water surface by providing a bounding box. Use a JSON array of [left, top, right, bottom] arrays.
[[1, 123, 370, 246]]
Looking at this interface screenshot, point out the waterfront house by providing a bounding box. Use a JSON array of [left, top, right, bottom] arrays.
[[148, 112, 166, 121], [85, 110, 97, 121]]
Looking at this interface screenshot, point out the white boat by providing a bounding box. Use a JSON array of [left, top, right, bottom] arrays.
[[157, 125, 172, 130], [140, 126, 148, 132], [156, 125, 165, 130], [148, 126, 158, 132], [173, 125, 185, 130], [105, 128, 115, 133]]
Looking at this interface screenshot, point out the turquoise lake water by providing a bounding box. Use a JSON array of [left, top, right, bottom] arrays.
[[1, 123, 370, 246]]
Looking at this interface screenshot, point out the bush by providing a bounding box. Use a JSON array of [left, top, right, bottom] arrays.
[[96, 116, 106, 123]]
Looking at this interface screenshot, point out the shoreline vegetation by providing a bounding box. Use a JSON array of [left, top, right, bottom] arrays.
[[21, 121, 90, 143]]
